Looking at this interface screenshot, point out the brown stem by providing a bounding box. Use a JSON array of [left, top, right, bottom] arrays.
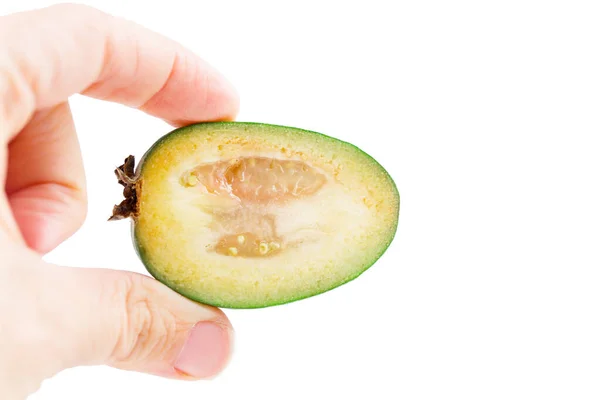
[[109, 155, 139, 221]]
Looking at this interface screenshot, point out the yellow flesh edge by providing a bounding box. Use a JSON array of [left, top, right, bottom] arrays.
[[134, 126, 398, 307]]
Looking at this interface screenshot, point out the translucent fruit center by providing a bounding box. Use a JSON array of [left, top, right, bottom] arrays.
[[181, 157, 326, 258]]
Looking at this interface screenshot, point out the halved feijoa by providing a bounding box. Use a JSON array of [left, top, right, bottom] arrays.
[[110, 122, 399, 309]]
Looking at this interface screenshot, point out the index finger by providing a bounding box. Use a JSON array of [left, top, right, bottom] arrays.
[[0, 3, 239, 138]]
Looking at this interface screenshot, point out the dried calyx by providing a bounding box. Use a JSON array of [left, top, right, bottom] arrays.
[[109, 155, 139, 221]]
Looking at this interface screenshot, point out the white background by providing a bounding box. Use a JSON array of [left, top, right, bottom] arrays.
[[1, 0, 599, 399]]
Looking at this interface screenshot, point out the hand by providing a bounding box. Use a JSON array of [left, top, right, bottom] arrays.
[[0, 4, 239, 399]]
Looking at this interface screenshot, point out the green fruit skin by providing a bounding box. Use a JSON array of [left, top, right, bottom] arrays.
[[129, 121, 400, 309]]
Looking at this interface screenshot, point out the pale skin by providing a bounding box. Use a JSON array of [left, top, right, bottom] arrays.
[[0, 4, 240, 399]]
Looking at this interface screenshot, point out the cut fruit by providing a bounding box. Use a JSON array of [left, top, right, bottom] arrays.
[[110, 122, 399, 309]]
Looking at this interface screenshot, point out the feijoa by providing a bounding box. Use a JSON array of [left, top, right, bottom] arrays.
[[110, 122, 399, 309]]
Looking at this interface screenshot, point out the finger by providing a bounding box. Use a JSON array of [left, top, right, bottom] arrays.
[[6, 102, 86, 253], [13, 263, 234, 387], [0, 178, 24, 247], [0, 3, 239, 141], [0, 3, 239, 252]]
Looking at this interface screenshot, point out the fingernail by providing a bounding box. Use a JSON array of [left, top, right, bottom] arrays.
[[174, 322, 231, 379]]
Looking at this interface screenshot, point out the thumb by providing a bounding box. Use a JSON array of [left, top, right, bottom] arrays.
[[32, 263, 234, 382]]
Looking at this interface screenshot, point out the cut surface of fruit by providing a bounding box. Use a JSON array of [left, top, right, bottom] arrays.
[[111, 122, 399, 308]]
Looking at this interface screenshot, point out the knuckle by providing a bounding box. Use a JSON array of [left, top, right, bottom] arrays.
[[0, 63, 35, 138], [108, 273, 182, 366]]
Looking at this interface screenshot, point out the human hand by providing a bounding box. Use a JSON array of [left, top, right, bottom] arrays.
[[0, 4, 239, 399]]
